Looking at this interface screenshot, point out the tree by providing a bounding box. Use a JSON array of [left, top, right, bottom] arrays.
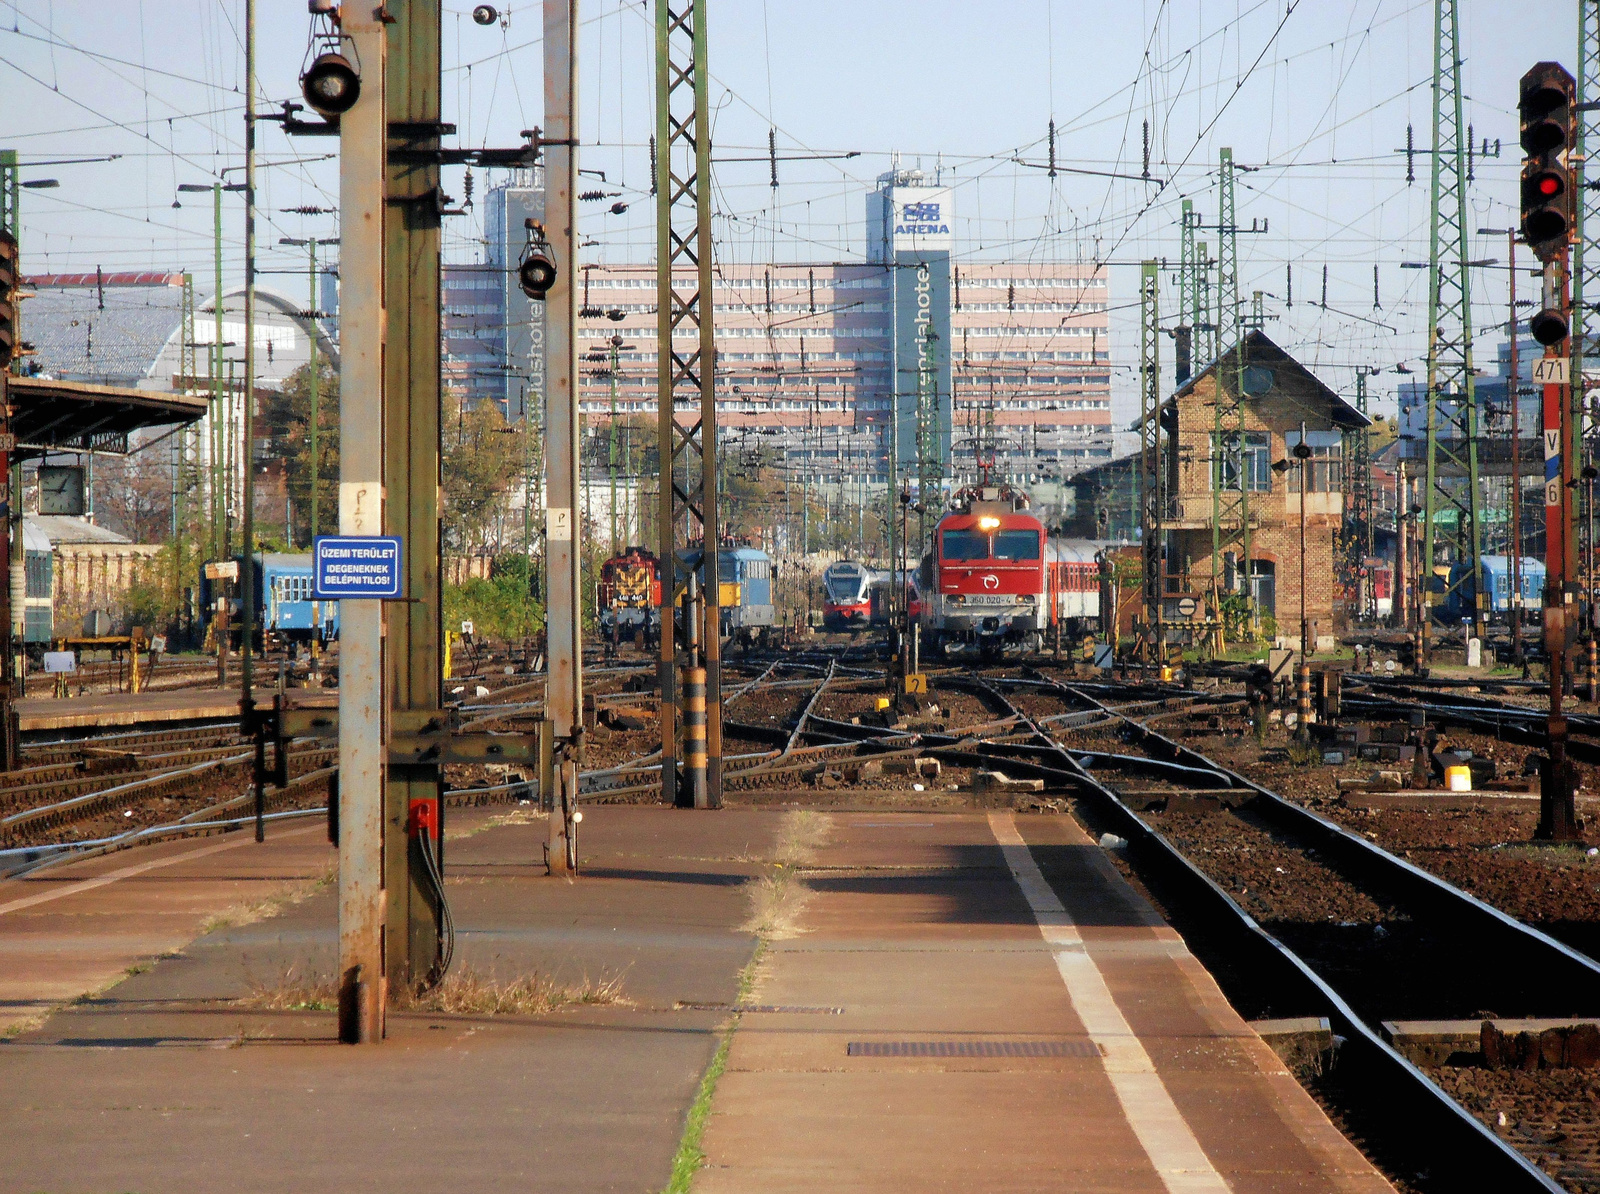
[[89, 449, 174, 543], [263, 362, 340, 546], [443, 401, 523, 555]]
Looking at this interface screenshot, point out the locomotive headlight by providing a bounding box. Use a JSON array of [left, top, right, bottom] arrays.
[[977, 516, 1000, 530]]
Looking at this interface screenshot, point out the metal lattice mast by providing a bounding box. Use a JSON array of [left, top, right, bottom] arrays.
[[1196, 240, 1216, 369], [1176, 201, 1198, 380], [1420, 0, 1484, 653], [609, 334, 621, 556], [0, 150, 16, 237], [1138, 261, 1162, 654], [1211, 148, 1249, 615], [1345, 368, 1375, 619], [656, 0, 722, 809], [1575, 3, 1600, 420]]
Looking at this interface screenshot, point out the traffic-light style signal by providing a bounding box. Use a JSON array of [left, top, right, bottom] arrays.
[[1519, 63, 1576, 264], [0, 231, 17, 369]]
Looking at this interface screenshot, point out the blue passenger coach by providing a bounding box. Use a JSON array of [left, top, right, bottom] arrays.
[[1440, 555, 1544, 622], [201, 553, 338, 648]]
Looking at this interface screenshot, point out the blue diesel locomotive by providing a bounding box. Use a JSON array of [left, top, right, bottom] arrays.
[[673, 544, 778, 646]]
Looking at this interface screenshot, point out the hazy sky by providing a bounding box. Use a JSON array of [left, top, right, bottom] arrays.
[[0, 1, 1575, 425]]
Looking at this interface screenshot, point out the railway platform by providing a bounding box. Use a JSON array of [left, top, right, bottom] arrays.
[[697, 808, 1392, 1193], [14, 686, 280, 733], [0, 801, 1391, 1192]]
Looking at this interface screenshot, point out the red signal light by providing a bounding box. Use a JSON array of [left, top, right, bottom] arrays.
[[1538, 175, 1561, 196]]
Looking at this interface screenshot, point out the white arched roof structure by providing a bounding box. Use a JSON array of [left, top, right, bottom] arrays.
[[148, 284, 339, 392]]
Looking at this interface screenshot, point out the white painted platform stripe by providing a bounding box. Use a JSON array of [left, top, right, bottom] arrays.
[[988, 812, 1231, 1194]]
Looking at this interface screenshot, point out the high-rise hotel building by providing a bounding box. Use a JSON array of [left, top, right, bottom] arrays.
[[442, 168, 1111, 488]]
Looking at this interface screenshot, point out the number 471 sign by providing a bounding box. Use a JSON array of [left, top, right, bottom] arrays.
[[1533, 357, 1570, 386]]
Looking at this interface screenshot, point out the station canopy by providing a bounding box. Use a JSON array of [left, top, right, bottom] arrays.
[[7, 375, 206, 459]]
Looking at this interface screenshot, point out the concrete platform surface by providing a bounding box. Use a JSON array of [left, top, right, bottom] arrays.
[[696, 810, 1394, 1194], [16, 685, 280, 732], [0, 805, 772, 1194]]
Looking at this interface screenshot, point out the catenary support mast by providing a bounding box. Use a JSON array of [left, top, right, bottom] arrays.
[[655, 0, 722, 810], [1420, 0, 1485, 659]]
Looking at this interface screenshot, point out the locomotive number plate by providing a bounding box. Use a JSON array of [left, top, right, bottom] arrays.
[[963, 594, 1019, 605]]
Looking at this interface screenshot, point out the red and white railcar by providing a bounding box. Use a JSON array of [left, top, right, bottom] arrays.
[[921, 483, 1100, 656]]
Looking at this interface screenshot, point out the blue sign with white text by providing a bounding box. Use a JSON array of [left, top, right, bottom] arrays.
[[314, 536, 403, 599]]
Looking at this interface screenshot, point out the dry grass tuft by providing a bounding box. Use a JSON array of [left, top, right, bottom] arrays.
[[397, 966, 629, 1016], [236, 963, 628, 1017], [774, 808, 830, 868], [241, 964, 339, 1012], [200, 864, 338, 936], [448, 806, 548, 843], [742, 809, 831, 940]]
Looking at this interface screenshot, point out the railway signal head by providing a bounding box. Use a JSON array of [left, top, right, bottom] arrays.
[[1519, 62, 1576, 263], [301, 51, 361, 119], [1530, 306, 1571, 347], [0, 230, 17, 368], [519, 220, 557, 299]]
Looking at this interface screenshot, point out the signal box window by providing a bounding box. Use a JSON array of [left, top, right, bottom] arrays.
[[1214, 432, 1272, 492], [1285, 430, 1343, 492], [993, 529, 1042, 560], [942, 529, 988, 560]]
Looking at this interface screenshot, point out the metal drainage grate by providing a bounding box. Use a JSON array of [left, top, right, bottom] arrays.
[[847, 1040, 1102, 1058], [677, 1003, 843, 1013]]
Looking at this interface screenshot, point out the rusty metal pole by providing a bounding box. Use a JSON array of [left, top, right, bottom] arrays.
[[384, 0, 446, 980], [1540, 255, 1581, 841], [1510, 229, 1525, 665], [544, 0, 583, 871], [336, 8, 388, 1044]]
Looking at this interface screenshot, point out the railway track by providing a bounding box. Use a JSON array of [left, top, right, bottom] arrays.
[[937, 671, 1596, 1193], [14, 639, 1600, 1189]]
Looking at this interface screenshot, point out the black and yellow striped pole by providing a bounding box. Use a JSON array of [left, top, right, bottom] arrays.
[[682, 573, 708, 806]]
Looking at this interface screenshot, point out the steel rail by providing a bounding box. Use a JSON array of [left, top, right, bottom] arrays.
[[983, 675, 1573, 1191], [0, 745, 337, 838]]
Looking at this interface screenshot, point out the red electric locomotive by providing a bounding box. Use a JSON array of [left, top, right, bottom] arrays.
[[921, 483, 1100, 657]]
